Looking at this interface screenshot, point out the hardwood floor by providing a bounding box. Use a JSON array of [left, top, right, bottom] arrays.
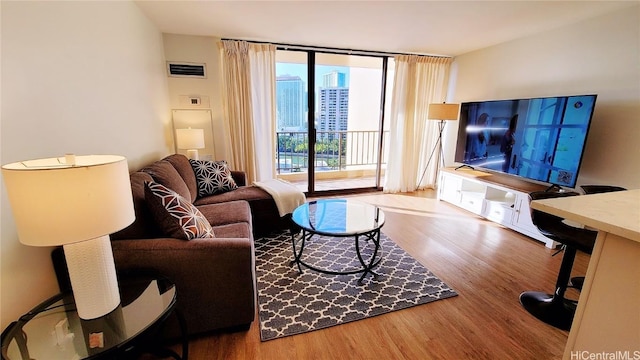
[[175, 190, 590, 359]]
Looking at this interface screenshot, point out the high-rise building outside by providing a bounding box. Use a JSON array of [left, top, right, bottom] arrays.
[[318, 71, 349, 137], [322, 70, 346, 88], [276, 75, 305, 131], [318, 87, 349, 136]]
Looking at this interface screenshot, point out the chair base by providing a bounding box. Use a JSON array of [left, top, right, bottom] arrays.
[[519, 291, 577, 331], [570, 276, 585, 291]]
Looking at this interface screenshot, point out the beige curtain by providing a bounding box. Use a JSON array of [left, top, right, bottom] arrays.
[[383, 55, 452, 193], [219, 40, 276, 183], [248, 44, 277, 181]]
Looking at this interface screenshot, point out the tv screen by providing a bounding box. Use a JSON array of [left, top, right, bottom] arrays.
[[454, 95, 597, 188]]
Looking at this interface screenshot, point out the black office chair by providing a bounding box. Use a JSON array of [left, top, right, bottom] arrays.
[[519, 190, 598, 331], [581, 185, 626, 195]]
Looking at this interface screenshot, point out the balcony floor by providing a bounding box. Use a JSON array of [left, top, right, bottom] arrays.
[[282, 175, 380, 192]]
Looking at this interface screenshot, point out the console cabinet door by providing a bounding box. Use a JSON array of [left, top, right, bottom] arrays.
[[438, 173, 462, 204], [512, 195, 536, 231]]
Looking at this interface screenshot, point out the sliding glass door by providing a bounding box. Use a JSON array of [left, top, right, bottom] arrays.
[[275, 49, 392, 194]]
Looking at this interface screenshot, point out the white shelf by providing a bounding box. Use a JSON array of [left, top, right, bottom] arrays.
[[460, 190, 485, 198]]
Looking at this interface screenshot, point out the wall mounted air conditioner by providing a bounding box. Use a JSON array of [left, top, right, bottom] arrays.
[[167, 62, 206, 78]]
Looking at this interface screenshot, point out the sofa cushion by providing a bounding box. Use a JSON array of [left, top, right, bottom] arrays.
[[197, 200, 252, 228], [189, 159, 238, 197], [193, 186, 271, 206], [164, 154, 198, 201], [210, 222, 252, 239], [194, 186, 287, 237], [145, 181, 214, 240], [111, 172, 160, 240], [143, 160, 192, 203], [230, 171, 247, 187]]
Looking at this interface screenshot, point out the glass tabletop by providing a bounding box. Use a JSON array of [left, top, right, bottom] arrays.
[[292, 199, 385, 236], [1, 274, 176, 360]]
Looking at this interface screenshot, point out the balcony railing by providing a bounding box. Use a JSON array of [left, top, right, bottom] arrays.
[[276, 130, 389, 174]]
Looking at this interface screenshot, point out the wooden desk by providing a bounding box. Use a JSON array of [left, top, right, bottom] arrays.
[[531, 189, 640, 358]]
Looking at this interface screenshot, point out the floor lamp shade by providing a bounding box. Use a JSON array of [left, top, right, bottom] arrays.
[[176, 128, 205, 160], [2, 155, 135, 319], [428, 103, 460, 121]]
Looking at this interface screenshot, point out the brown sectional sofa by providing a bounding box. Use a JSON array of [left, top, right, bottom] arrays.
[[109, 154, 289, 337]]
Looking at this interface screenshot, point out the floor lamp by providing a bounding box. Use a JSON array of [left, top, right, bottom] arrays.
[[417, 103, 460, 186], [2, 155, 135, 320]]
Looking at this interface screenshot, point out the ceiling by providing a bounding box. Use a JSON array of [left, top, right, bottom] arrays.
[[135, 1, 636, 57]]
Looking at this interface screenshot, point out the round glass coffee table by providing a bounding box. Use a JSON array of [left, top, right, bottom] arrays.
[[291, 199, 385, 284]]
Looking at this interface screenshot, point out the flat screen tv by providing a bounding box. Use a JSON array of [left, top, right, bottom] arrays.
[[454, 94, 597, 188]]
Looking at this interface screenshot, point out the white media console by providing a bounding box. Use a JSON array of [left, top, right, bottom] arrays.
[[438, 167, 558, 248]]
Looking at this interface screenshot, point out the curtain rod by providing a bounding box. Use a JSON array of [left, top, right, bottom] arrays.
[[221, 38, 452, 59]]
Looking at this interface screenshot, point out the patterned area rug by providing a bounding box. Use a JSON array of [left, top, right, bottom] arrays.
[[255, 230, 458, 341]]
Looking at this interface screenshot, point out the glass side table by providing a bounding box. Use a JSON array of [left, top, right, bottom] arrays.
[[1, 273, 188, 360]]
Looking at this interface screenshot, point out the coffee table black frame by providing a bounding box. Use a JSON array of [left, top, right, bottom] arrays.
[[1, 272, 188, 360], [290, 199, 385, 284]]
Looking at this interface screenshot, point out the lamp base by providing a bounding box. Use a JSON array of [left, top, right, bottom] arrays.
[[186, 149, 199, 160], [63, 235, 120, 320], [417, 119, 447, 187]]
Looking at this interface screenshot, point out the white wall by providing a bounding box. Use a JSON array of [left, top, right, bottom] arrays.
[[1, 1, 170, 329], [163, 34, 230, 161], [450, 5, 640, 189]]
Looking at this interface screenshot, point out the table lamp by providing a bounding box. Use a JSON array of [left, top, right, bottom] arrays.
[[176, 128, 205, 160], [2, 154, 135, 320], [417, 102, 460, 185]]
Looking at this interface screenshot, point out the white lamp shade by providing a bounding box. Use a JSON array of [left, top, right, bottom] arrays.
[[176, 128, 205, 150], [428, 103, 460, 121], [2, 155, 135, 247]]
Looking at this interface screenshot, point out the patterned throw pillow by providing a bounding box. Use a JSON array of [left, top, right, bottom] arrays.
[[144, 181, 214, 240], [189, 159, 239, 197]]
